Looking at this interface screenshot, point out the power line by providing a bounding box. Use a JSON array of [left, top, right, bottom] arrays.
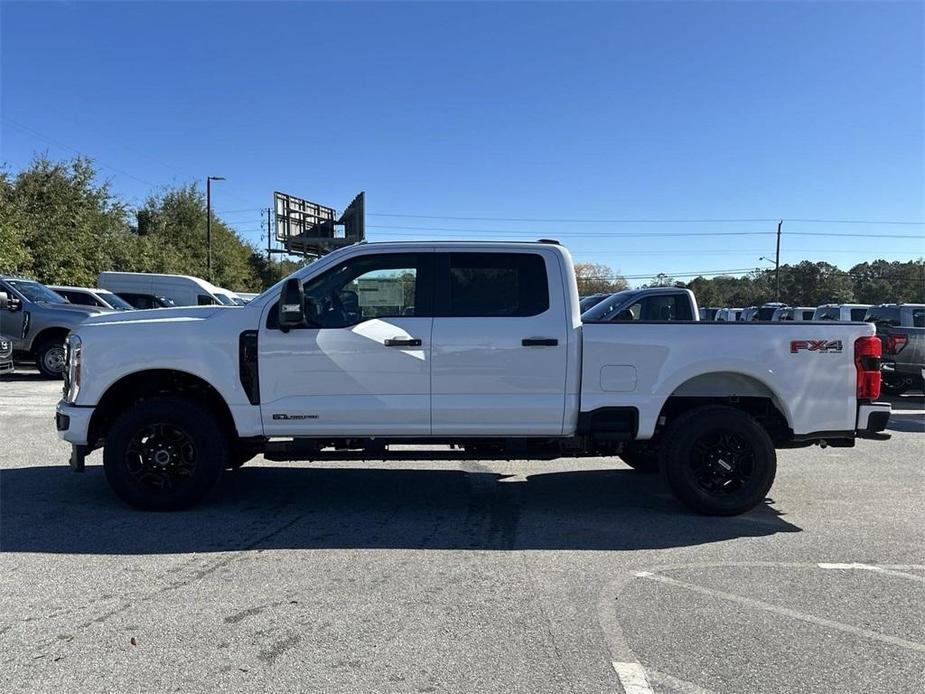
[[365, 225, 923, 239], [368, 225, 774, 237], [0, 116, 158, 187], [367, 211, 925, 226]]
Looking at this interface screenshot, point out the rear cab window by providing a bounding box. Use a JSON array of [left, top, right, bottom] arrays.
[[442, 252, 549, 317]]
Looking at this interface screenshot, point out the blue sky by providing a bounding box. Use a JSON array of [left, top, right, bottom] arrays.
[[2, 1, 923, 283]]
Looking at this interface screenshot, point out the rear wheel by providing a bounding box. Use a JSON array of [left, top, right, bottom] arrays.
[[103, 397, 228, 510], [34, 338, 66, 378], [659, 405, 776, 516]]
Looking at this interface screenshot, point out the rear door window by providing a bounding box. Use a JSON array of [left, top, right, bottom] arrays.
[[443, 253, 549, 317], [866, 307, 901, 327], [911, 309, 924, 328]]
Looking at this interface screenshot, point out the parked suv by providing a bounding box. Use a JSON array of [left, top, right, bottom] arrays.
[[0, 277, 109, 378], [865, 303, 925, 395]]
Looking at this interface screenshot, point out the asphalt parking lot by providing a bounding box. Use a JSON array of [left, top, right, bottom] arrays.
[[1, 369, 923, 693]]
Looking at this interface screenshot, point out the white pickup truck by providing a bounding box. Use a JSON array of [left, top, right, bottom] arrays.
[[56, 241, 891, 515]]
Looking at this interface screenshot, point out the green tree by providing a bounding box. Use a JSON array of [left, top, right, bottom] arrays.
[[135, 184, 262, 291], [0, 155, 131, 285]]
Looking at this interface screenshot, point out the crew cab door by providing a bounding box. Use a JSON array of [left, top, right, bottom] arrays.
[[258, 251, 434, 436], [430, 250, 568, 435]]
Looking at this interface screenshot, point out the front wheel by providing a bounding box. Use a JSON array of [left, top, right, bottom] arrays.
[[34, 338, 66, 378], [103, 397, 228, 510], [659, 405, 776, 516]]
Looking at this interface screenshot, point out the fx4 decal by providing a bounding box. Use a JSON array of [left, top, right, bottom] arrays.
[[790, 340, 843, 354]]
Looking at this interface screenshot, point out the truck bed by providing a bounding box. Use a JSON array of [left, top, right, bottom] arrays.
[[579, 320, 876, 438]]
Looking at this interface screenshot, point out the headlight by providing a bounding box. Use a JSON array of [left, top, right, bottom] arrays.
[[64, 334, 82, 403]]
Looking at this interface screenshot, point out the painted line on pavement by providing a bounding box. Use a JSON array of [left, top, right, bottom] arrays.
[[612, 661, 654, 694], [635, 571, 925, 653], [817, 562, 925, 584]]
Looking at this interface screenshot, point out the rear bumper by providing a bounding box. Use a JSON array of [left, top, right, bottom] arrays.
[[856, 401, 891, 439]]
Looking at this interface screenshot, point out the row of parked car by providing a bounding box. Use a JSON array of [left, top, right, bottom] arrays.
[[696, 302, 925, 395], [0, 271, 255, 377], [580, 293, 924, 396]]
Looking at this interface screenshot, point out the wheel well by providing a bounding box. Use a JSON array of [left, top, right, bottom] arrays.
[[88, 370, 237, 448], [31, 327, 70, 353], [657, 382, 791, 446]]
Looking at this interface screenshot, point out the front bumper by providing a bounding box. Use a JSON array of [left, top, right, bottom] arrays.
[[55, 400, 93, 446], [856, 401, 891, 439]]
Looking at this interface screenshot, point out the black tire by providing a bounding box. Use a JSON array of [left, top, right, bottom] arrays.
[[103, 397, 228, 510], [618, 443, 660, 473], [881, 373, 913, 396], [34, 338, 66, 379], [659, 405, 776, 516]]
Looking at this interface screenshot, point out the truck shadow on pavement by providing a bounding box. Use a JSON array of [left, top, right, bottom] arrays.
[[0, 465, 800, 554]]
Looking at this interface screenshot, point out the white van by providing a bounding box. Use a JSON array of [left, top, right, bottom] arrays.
[[98, 272, 241, 308]]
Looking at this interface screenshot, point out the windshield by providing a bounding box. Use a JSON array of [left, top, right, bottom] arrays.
[[97, 291, 134, 310], [579, 294, 609, 313], [231, 297, 246, 306], [213, 293, 234, 306], [581, 290, 636, 321], [6, 280, 67, 304]]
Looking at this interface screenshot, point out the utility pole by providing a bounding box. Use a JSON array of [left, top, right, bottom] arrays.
[[775, 219, 783, 302], [205, 176, 225, 283], [266, 207, 273, 265]]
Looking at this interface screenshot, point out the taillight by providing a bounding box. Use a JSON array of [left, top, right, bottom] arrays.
[[855, 336, 881, 400], [885, 333, 908, 355]]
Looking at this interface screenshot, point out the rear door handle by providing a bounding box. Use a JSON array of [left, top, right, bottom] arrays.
[[522, 338, 558, 347], [384, 337, 422, 347]]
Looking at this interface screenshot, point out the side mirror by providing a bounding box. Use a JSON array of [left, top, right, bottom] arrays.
[[0, 291, 19, 312], [277, 278, 305, 332]]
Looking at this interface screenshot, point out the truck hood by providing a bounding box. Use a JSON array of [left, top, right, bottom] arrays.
[[81, 305, 225, 326], [43, 302, 110, 316]]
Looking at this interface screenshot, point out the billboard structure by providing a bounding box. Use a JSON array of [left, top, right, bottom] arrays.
[[274, 191, 365, 256]]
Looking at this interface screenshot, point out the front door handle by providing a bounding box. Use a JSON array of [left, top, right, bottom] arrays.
[[522, 338, 558, 347], [384, 337, 422, 347]]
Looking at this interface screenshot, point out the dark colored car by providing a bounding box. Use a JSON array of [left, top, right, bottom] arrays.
[[578, 293, 611, 313], [866, 303, 925, 395]]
